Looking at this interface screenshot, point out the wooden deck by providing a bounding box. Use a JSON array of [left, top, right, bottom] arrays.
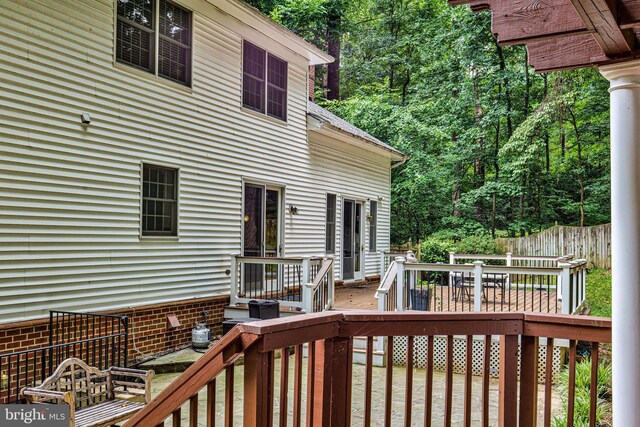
[[334, 283, 560, 313]]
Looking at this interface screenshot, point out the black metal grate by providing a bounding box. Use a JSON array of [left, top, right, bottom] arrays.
[[142, 164, 178, 235]]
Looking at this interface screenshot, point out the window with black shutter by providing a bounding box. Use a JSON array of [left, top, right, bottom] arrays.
[[243, 41, 288, 121], [116, 0, 192, 86], [369, 201, 378, 252], [142, 164, 178, 236], [325, 194, 336, 254]]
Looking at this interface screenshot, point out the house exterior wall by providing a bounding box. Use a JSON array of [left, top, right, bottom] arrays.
[[0, 0, 394, 326]]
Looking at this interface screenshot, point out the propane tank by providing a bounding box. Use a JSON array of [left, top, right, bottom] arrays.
[[192, 321, 210, 350]]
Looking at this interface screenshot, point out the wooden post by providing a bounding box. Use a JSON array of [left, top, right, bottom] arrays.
[[303, 283, 314, 314], [326, 256, 335, 309], [229, 253, 240, 306], [396, 257, 406, 311], [243, 347, 275, 427], [559, 261, 571, 314], [498, 335, 519, 426], [302, 256, 311, 284], [311, 337, 353, 426], [473, 261, 483, 312], [449, 252, 455, 289], [519, 336, 539, 427]]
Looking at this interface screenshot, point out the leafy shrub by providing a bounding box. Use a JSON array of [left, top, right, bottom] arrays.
[[419, 235, 503, 263], [553, 357, 612, 427]]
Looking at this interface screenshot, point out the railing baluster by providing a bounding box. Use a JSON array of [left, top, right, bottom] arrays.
[[499, 335, 519, 426], [207, 379, 216, 427], [384, 336, 393, 427], [279, 347, 289, 427], [424, 335, 434, 427], [173, 408, 182, 427], [482, 335, 491, 427], [306, 341, 316, 426], [544, 338, 554, 427], [519, 336, 539, 427], [590, 342, 599, 427], [293, 344, 303, 427], [444, 335, 454, 427], [405, 336, 414, 427], [567, 340, 577, 427], [225, 365, 234, 427], [463, 335, 472, 427], [190, 394, 198, 427], [364, 337, 373, 427]]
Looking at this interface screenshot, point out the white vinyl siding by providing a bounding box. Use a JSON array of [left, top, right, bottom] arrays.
[[0, 0, 393, 322]]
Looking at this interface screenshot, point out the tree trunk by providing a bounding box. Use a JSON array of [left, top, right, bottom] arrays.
[[326, 12, 341, 100]]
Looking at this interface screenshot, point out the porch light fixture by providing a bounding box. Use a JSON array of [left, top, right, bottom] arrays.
[[80, 112, 91, 124], [288, 205, 299, 215]]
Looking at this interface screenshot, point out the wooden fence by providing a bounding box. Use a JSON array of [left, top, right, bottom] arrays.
[[497, 224, 611, 269]]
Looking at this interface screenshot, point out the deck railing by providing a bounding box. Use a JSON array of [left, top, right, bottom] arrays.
[[229, 254, 333, 313], [378, 256, 587, 314], [123, 311, 611, 427]]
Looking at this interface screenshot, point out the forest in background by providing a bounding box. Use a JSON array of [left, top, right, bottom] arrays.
[[247, 0, 612, 245]]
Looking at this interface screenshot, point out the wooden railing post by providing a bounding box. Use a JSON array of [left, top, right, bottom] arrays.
[[229, 253, 240, 307], [519, 335, 539, 427], [559, 261, 572, 313], [326, 256, 335, 309], [311, 337, 353, 426], [303, 283, 314, 313], [506, 252, 512, 289], [449, 252, 455, 289], [498, 335, 519, 426], [473, 261, 484, 312], [396, 257, 406, 311], [302, 256, 311, 284], [243, 346, 275, 427]]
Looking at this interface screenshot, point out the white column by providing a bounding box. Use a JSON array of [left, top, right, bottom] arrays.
[[396, 256, 406, 311], [600, 60, 640, 425]]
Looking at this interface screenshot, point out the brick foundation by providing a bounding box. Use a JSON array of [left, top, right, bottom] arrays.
[[0, 295, 230, 363]]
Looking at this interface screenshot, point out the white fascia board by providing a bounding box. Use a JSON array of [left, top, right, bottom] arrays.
[[308, 125, 405, 162], [204, 0, 333, 65]]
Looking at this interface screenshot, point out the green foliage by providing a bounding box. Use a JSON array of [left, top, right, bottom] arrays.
[[585, 269, 612, 318], [419, 235, 502, 263], [249, 0, 611, 243], [553, 358, 612, 427]]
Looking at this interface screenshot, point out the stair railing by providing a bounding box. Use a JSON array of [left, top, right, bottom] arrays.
[[303, 256, 335, 313]]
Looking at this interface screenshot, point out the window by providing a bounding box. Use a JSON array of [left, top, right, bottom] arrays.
[[369, 201, 377, 251], [142, 164, 178, 236], [243, 40, 288, 121], [116, 0, 192, 86], [325, 194, 336, 254]]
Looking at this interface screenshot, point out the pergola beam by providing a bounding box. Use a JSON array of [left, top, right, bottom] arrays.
[[570, 0, 635, 55], [526, 34, 609, 72]]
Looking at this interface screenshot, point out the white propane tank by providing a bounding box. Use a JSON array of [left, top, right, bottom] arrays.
[[192, 322, 210, 349]]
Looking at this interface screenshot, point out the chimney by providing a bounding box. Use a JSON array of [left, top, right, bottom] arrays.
[[308, 65, 315, 102]]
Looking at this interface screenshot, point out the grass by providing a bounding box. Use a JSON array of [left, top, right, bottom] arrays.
[[553, 357, 612, 427], [585, 269, 611, 318]]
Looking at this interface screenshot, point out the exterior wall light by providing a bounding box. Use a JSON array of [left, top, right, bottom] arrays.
[[80, 113, 91, 124], [288, 205, 299, 215]]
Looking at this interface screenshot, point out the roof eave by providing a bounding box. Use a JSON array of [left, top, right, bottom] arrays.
[[209, 0, 333, 65]]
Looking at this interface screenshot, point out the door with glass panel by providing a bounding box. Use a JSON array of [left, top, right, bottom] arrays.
[[342, 199, 364, 280], [243, 184, 282, 292]]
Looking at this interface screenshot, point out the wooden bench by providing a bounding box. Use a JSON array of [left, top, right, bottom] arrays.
[[21, 358, 154, 427]]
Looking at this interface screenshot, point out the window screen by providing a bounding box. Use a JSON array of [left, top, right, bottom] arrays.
[[243, 41, 266, 113], [142, 164, 178, 236], [116, 0, 155, 72], [158, 0, 192, 85], [369, 201, 378, 251], [116, 0, 192, 86], [325, 194, 336, 254], [267, 54, 287, 120], [243, 41, 288, 121]]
